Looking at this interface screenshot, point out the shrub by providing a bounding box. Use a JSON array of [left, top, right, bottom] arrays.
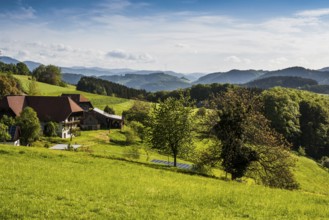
[[125, 127, 139, 145], [320, 156, 329, 169], [124, 146, 140, 159], [298, 146, 306, 156]]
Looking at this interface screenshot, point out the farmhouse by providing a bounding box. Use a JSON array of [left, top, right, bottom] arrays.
[[0, 95, 84, 138], [0, 94, 124, 138], [61, 94, 94, 111]]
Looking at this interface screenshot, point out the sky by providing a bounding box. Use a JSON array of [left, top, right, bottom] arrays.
[[1, 0, 329, 73]]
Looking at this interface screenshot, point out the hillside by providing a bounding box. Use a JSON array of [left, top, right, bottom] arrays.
[[0, 56, 20, 64], [0, 144, 328, 219], [99, 72, 191, 92], [6, 74, 329, 219], [14, 75, 134, 114], [194, 69, 266, 85], [62, 73, 85, 85], [245, 76, 318, 89], [259, 67, 329, 84], [63, 72, 191, 92]]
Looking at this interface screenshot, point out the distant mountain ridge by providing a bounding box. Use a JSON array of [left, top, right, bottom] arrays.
[[3, 55, 329, 92], [259, 67, 329, 84], [0, 56, 20, 64], [194, 69, 267, 85], [244, 76, 318, 89], [99, 72, 190, 92]]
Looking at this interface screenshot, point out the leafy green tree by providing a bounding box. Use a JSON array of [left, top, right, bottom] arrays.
[[212, 88, 259, 180], [16, 62, 30, 75], [44, 121, 59, 137], [0, 74, 22, 98], [262, 88, 301, 147], [28, 77, 40, 95], [32, 65, 62, 85], [17, 107, 41, 145], [104, 105, 115, 115], [299, 100, 329, 158], [123, 101, 151, 125], [0, 115, 15, 127], [211, 88, 298, 189], [124, 126, 139, 145], [129, 121, 146, 142], [0, 123, 10, 142], [148, 95, 193, 167]]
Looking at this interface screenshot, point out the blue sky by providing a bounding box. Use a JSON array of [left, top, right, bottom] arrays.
[[1, 0, 329, 73]]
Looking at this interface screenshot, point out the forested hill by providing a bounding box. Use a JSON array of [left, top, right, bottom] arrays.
[[194, 69, 266, 85], [259, 66, 329, 84], [76, 76, 148, 99], [99, 72, 191, 92], [245, 76, 318, 89]]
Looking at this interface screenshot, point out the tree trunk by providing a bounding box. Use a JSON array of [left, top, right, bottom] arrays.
[[174, 154, 177, 167]]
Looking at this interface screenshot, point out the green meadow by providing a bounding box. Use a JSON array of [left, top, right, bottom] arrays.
[[2, 74, 328, 219], [1, 144, 329, 219], [15, 75, 134, 114]]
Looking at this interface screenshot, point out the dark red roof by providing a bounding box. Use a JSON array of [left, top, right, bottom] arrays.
[[61, 94, 90, 103], [0, 95, 83, 122], [0, 96, 26, 116]]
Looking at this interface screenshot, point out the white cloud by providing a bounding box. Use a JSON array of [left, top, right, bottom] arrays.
[[106, 49, 155, 63], [3, 3, 329, 72], [225, 56, 252, 65], [296, 8, 329, 17]]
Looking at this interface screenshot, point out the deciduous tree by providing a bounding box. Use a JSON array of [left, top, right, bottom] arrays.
[[32, 65, 62, 86], [104, 105, 115, 115], [0, 123, 10, 142], [148, 95, 193, 167], [211, 88, 298, 189], [17, 107, 41, 145], [0, 74, 22, 98], [16, 62, 30, 75]]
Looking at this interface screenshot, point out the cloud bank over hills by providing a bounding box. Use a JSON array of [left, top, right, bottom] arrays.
[[1, 1, 329, 73]]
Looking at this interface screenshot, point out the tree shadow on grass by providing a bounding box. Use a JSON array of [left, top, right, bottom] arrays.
[[109, 139, 127, 146], [89, 153, 222, 180]]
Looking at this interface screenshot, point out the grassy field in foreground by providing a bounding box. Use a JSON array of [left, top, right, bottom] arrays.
[[1, 144, 329, 219], [15, 75, 134, 114]]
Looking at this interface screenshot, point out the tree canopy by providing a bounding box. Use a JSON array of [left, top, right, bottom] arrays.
[[32, 65, 62, 86], [0, 73, 23, 98], [209, 88, 298, 189], [17, 107, 41, 145], [16, 62, 30, 75], [0, 123, 10, 142], [148, 95, 193, 167]]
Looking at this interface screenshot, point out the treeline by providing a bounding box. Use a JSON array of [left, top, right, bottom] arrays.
[[0, 61, 65, 87], [0, 61, 30, 75], [32, 65, 64, 86], [0, 73, 23, 98], [148, 83, 240, 103], [76, 77, 243, 102], [76, 77, 148, 99], [262, 87, 329, 159], [122, 84, 329, 161]]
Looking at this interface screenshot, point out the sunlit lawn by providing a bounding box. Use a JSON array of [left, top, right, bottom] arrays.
[[1, 143, 329, 219]]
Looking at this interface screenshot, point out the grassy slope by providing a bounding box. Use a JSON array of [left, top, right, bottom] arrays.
[[1, 145, 329, 219], [15, 75, 134, 114], [5, 75, 329, 218]]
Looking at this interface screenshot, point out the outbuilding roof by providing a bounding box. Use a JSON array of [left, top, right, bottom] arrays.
[[93, 107, 123, 120]]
